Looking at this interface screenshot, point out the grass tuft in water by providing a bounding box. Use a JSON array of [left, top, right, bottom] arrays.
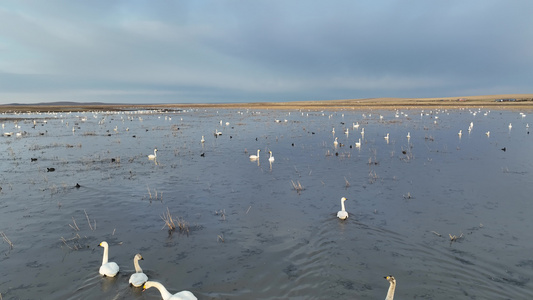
[[1, 232, 13, 250], [161, 207, 189, 236], [291, 180, 305, 194]]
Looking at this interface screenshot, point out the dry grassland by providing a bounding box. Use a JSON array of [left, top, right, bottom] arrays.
[[1, 94, 533, 112]]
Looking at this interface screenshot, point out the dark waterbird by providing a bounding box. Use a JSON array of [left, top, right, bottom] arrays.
[[47, 168, 55, 172]]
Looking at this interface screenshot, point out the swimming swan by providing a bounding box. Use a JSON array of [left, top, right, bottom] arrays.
[[355, 138, 361, 148], [143, 281, 197, 300], [337, 197, 349, 220], [384, 275, 396, 300], [249, 149, 260, 160], [268, 151, 275, 162], [98, 241, 119, 277], [200, 136, 205, 143], [148, 149, 158, 160], [129, 253, 148, 287]]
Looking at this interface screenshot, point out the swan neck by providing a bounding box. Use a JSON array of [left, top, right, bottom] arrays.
[[102, 245, 109, 265], [386, 281, 396, 300], [341, 200, 346, 212], [134, 257, 143, 273], [150, 282, 172, 299]]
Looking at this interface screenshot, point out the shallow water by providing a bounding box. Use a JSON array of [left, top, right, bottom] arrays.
[[1, 108, 533, 299]]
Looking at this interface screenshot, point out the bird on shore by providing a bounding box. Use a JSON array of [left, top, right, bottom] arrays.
[[129, 254, 148, 287], [148, 149, 158, 160], [337, 197, 349, 220], [384, 275, 396, 300], [143, 281, 197, 300], [98, 241, 119, 277]]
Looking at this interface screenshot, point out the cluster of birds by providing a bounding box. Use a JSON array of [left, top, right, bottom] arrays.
[[99, 241, 395, 299], [98, 241, 197, 300], [248, 149, 275, 162]]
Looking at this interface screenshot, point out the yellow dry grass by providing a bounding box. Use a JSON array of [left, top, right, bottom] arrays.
[[1, 94, 532, 112]]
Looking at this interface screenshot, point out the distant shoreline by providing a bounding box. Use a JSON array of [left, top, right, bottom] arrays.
[[2, 94, 533, 112]]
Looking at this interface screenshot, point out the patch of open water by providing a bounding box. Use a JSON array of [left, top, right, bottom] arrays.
[[1, 108, 533, 299]]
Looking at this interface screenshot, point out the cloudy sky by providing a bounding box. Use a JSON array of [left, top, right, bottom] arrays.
[[0, 1, 532, 104]]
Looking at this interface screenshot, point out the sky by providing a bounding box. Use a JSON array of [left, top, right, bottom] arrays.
[[0, 1, 532, 104]]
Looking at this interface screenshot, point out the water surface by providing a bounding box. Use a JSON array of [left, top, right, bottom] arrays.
[[1, 108, 532, 299]]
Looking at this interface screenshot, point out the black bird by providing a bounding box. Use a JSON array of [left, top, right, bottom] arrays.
[[75, 183, 81, 188], [200, 153, 205, 157], [47, 167, 55, 172], [31, 158, 38, 162], [501, 147, 506, 152]]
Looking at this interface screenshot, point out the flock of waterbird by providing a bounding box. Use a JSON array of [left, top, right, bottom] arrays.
[[4, 107, 529, 299], [98, 241, 197, 300], [330, 110, 529, 154]]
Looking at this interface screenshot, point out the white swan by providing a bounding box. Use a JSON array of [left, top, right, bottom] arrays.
[[509, 123, 512, 129], [333, 137, 338, 147], [148, 149, 158, 160], [98, 241, 119, 277], [200, 136, 205, 143], [249, 149, 260, 160], [384, 275, 396, 300], [458, 130, 462, 137], [485, 131, 490, 137], [268, 151, 275, 162], [337, 197, 349, 220], [143, 281, 197, 300], [384, 133, 389, 140], [129, 253, 148, 287], [355, 138, 361, 148], [406, 132, 410, 139]]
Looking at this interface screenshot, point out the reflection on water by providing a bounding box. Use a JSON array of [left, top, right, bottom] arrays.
[[1, 108, 533, 299]]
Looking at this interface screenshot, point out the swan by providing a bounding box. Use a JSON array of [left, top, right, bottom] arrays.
[[268, 151, 275, 162], [406, 132, 410, 139], [384, 133, 389, 140], [384, 275, 396, 300], [355, 138, 361, 148], [509, 123, 512, 129], [129, 253, 148, 287], [148, 149, 158, 160], [458, 130, 462, 137], [337, 197, 349, 220], [143, 281, 197, 300], [200, 136, 205, 143], [485, 131, 490, 137], [249, 149, 260, 160], [333, 137, 338, 147], [98, 241, 119, 277]]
